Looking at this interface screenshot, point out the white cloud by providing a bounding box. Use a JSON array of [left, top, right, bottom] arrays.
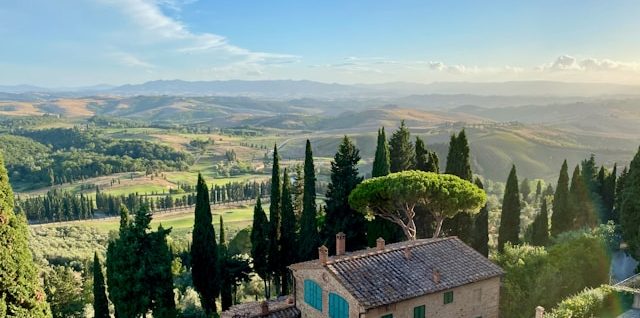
[[110, 51, 155, 68], [541, 55, 640, 72]]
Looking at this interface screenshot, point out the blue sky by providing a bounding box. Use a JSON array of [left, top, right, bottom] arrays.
[[2, 0, 640, 86]]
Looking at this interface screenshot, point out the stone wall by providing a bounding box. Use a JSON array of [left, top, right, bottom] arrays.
[[292, 265, 501, 318]]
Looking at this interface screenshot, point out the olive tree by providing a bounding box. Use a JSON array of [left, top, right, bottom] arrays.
[[349, 170, 486, 240]]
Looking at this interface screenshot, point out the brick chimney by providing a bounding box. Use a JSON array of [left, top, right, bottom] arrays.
[[376, 237, 385, 252], [261, 301, 269, 315], [404, 246, 411, 259], [535, 306, 545, 318], [336, 232, 346, 256], [432, 269, 441, 284], [318, 245, 329, 265]]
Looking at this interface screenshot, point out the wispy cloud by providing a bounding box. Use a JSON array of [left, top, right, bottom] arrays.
[[539, 55, 640, 72], [110, 51, 155, 68]]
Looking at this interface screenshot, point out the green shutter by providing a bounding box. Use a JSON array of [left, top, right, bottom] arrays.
[[381, 314, 393, 318], [413, 305, 425, 318], [444, 291, 454, 304]]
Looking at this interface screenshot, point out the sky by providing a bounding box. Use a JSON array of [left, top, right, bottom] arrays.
[[2, 0, 640, 86]]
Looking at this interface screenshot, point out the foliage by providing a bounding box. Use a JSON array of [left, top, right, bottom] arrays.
[[551, 160, 571, 236], [389, 121, 414, 173], [443, 129, 474, 243], [471, 178, 489, 257], [498, 165, 521, 251], [322, 136, 367, 252], [219, 217, 232, 311], [43, 265, 85, 318], [0, 152, 51, 317], [368, 127, 404, 246], [545, 285, 622, 318], [570, 165, 598, 229], [530, 198, 550, 246], [268, 145, 281, 296], [619, 147, 640, 259], [92, 253, 110, 318], [495, 228, 611, 318], [349, 170, 486, 240], [250, 197, 270, 298], [279, 168, 297, 295], [190, 174, 219, 315], [298, 140, 320, 262]]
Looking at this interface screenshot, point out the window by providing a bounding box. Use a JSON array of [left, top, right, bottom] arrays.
[[329, 293, 349, 318], [304, 279, 323, 311], [413, 305, 425, 318], [381, 314, 393, 318], [443, 291, 454, 304]]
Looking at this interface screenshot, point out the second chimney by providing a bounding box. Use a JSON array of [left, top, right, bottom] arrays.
[[336, 232, 346, 256], [260, 301, 269, 315], [318, 245, 329, 265], [376, 237, 385, 252], [432, 269, 441, 284]]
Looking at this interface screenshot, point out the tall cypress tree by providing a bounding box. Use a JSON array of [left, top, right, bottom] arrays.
[[279, 168, 297, 296], [92, 252, 110, 318], [498, 165, 521, 252], [443, 129, 474, 243], [603, 164, 617, 222], [0, 152, 50, 317], [368, 128, 403, 245], [298, 140, 320, 262], [620, 147, 640, 259], [268, 145, 282, 294], [219, 216, 233, 311], [551, 160, 571, 236], [372, 128, 391, 177], [471, 178, 489, 257], [250, 197, 270, 298], [322, 136, 367, 252], [150, 224, 177, 318], [389, 121, 414, 172], [191, 173, 219, 315], [570, 165, 597, 229], [530, 198, 550, 246]]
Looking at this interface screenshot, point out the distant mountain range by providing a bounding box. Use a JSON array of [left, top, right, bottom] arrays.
[[2, 80, 640, 98]]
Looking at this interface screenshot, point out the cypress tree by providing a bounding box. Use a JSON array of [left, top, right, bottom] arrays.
[[498, 165, 521, 252], [191, 173, 219, 315], [443, 129, 474, 243], [298, 140, 320, 262], [620, 148, 640, 258], [471, 178, 489, 257], [322, 136, 367, 253], [427, 152, 440, 173], [520, 178, 531, 202], [219, 216, 233, 311], [372, 128, 391, 177], [92, 252, 109, 318], [535, 180, 543, 202], [551, 160, 571, 236], [603, 164, 617, 222], [530, 198, 550, 246], [570, 165, 597, 229], [293, 165, 304, 222], [279, 168, 297, 296], [389, 121, 414, 172], [150, 224, 177, 318], [250, 197, 270, 298], [368, 128, 403, 245], [0, 152, 50, 317], [445, 129, 472, 181], [268, 145, 282, 294]]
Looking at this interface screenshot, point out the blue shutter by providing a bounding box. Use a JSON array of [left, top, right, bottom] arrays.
[[304, 280, 323, 311], [329, 293, 349, 318]]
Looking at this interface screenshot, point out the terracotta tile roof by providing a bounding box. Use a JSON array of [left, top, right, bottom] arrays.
[[221, 297, 301, 318], [292, 237, 504, 309]]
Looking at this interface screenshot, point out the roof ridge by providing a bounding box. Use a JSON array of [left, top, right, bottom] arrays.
[[326, 237, 455, 265]]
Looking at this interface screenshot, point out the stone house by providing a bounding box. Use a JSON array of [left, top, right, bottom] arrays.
[[223, 233, 503, 318]]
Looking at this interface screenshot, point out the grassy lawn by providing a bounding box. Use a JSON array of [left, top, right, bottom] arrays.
[[36, 204, 263, 234]]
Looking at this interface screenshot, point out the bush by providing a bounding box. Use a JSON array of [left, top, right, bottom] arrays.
[[546, 285, 621, 318]]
